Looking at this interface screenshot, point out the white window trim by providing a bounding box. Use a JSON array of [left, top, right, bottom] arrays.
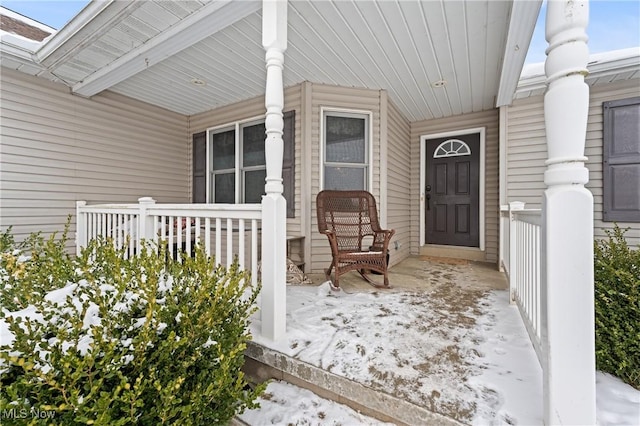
[[319, 107, 373, 191], [433, 139, 472, 158], [206, 115, 265, 203], [419, 127, 486, 251]]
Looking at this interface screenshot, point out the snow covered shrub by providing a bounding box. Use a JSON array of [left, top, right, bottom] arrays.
[[1, 232, 264, 425], [1, 223, 75, 313], [594, 225, 640, 390]]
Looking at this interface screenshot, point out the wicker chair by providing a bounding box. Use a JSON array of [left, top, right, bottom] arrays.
[[316, 190, 395, 289]]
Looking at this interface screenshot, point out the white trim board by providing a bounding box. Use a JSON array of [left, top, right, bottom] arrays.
[[419, 127, 486, 252]]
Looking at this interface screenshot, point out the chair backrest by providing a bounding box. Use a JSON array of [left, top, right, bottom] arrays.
[[316, 190, 381, 251]]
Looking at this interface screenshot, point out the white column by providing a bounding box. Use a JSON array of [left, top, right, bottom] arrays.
[[542, 1, 595, 424], [261, 0, 287, 341]]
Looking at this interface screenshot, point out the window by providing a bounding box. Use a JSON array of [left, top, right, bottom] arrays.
[[209, 121, 266, 204], [192, 111, 295, 216], [322, 110, 370, 190], [433, 139, 472, 158], [603, 97, 640, 222]]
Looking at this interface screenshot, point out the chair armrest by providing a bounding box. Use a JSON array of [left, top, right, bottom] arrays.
[[321, 230, 340, 253], [372, 229, 396, 250]]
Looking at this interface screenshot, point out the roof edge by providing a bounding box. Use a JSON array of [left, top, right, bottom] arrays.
[[495, 0, 543, 108], [515, 47, 640, 96], [34, 1, 142, 69]]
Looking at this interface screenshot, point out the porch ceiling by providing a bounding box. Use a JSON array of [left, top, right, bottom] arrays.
[[30, 0, 541, 122]]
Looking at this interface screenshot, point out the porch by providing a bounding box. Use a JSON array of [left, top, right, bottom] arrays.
[[244, 255, 540, 425], [63, 0, 598, 422]]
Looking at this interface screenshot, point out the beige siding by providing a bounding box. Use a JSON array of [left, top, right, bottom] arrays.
[[0, 67, 189, 245], [386, 99, 412, 266], [188, 85, 304, 238], [309, 84, 383, 273], [505, 79, 640, 246], [410, 109, 501, 264]]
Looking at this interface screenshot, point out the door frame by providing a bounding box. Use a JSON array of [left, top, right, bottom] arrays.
[[419, 127, 485, 251]]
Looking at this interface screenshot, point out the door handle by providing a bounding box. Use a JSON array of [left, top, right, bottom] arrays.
[[426, 194, 431, 211]]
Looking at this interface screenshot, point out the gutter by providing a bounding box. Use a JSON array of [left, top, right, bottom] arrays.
[[515, 47, 640, 96]]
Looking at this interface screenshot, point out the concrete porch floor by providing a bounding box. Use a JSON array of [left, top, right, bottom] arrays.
[[304, 255, 508, 294], [243, 256, 537, 425]]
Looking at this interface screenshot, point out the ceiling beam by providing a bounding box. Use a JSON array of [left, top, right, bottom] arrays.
[[495, 0, 542, 107], [72, 0, 261, 98]]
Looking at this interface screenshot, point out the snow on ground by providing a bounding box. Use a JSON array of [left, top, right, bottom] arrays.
[[251, 282, 640, 425], [239, 381, 393, 426], [2, 269, 638, 425]]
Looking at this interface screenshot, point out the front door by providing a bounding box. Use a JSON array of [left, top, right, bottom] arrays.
[[425, 133, 480, 247]]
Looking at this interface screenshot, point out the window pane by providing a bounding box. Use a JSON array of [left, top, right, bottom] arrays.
[[214, 173, 235, 203], [243, 123, 266, 167], [326, 115, 365, 163], [324, 166, 365, 190], [244, 169, 266, 203], [211, 129, 235, 170]]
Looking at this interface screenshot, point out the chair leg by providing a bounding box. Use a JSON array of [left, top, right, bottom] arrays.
[[325, 260, 340, 290], [383, 270, 390, 288]]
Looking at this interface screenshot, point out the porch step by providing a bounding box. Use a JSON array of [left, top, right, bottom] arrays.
[[243, 341, 463, 426]]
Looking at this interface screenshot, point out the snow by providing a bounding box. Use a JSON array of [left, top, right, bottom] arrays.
[[2, 276, 638, 425], [249, 282, 640, 425], [239, 381, 393, 426]]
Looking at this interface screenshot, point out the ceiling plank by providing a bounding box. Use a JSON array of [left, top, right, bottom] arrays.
[[72, 0, 261, 97]]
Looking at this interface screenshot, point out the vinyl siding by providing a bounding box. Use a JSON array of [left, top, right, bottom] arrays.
[[309, 84, 382, 273], [386, 99, 412, 266], [188, 85, 304, 238], [410, 109, 500, 264], [505, 78, 640, 247], [0, 67, 189, 247]]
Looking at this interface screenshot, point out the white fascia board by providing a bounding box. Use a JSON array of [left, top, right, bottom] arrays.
[[35, 1, 143, 69], [72, 0, 261, 98], [0, 31, 41, 60], [495, 0, 543, 107]]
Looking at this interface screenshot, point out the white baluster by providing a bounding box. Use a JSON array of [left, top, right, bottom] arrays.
[[75, 201, 87, 256]]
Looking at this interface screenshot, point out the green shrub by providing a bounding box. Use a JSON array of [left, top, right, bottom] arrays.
[[1, 222, 75, 313], [594, 225, 640, 390], [0, 230, 264, 425]]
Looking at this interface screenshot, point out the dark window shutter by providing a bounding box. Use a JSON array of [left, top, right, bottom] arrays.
[[603, 96, 640, 222], [283, 110, 295, 218], [192, 131, 207, 203]]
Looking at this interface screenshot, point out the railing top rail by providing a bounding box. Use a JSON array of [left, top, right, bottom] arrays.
[[512, 209, 542, 226], [147, 208, 262, 220], [147, 203, 262, 212], [78, 205, 140, 214], [78, 202, 262, 216], [513, 208, 542, 215]]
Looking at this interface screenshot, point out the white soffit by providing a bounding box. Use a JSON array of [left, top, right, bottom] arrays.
[[111, 0, 515, 121], [14, 0, 522, 122]]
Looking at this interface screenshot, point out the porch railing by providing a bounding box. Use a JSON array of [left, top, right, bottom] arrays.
[[500, 202, 543, 363], [76, 197, 261, 290]]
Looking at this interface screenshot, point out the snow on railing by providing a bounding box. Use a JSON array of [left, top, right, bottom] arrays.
[[76, 197, 261, 290], [503, 202, 543, 364]]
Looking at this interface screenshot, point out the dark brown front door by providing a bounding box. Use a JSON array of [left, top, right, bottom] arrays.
[[425, 133, 480, 247]]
